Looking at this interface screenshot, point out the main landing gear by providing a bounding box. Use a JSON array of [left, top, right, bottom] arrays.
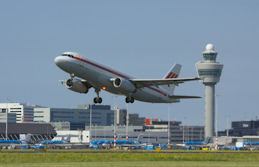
[[125, 96, 134, 103], [93, 89, 102, 104]]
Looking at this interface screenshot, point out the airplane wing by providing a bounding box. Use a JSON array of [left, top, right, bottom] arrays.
[[129, 77, 200, 88], [169, 95, 201, 99]]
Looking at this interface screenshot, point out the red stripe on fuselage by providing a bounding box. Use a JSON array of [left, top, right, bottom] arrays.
[[73, 56, 167, 96], [74, 57, 130, 79]]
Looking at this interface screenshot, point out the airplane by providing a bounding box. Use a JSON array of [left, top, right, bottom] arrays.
[[0, 139, 21, 144], [54, 52, 200, 104], [0, 139, 31, 144], [90, 134, 143, 149], [0, 139, 31, 149], [91, 134, 142, 146], [40, 140, 69, 145]]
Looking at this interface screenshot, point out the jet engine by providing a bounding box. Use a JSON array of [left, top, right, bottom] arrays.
[[66, 79, 90, 93], [112, 78, 136, 93]]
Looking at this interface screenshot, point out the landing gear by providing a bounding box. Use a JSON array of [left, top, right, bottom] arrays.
[[94, 97, 102, 104], [70, 73, 75, 79], [93, 89, 102, 104], [125, 96, 134, 103]]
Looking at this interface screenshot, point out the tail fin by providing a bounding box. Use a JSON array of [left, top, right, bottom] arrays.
[[136, 134, 142, 144], [160, 64, 182, 96]]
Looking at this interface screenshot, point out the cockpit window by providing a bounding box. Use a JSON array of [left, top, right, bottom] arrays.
[[62, 54, 74, 58]]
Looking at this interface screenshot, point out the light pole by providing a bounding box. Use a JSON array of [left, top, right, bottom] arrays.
[[182, 126, 185, 144], [113, 107, 117, 149], [89, 104, 92, 143], [168, 104, 170, 145], [113, 95, 118, 148], [126, 103, 129, 141], [182, 117, 186, 144], [6, 103, 8, 140], [5, 99, 11, 140], [215, 94, 220, 150]]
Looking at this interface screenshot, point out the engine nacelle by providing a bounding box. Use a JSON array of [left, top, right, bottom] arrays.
[[66, 79, 89, 93], [112, 78, 136, 93]]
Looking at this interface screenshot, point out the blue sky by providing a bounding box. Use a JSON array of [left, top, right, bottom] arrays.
[[0, 0, 259, 130]]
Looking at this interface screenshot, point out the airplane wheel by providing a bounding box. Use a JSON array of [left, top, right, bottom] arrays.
[[125, 97, 130, 103], [94, 97, 98, 104], [98, 97, 102, 104], [130, 97, 134, 103], [126, 97, 134, 103], [94, 97, 102, 104]]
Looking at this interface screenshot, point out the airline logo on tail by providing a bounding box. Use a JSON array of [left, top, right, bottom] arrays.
[[166, 72, 179, 79], [165, 72, 179, 87]]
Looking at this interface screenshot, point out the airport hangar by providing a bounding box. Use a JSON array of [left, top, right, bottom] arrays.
[[0, 123, 56, 143]]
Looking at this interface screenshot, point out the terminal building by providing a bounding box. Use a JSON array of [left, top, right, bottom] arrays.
[[34, 105, 119, 126], [219, 119, 259, 137], [86, 125, 168, 144], [128, 113, 145, 126], [0, 102, 205, 144], [0, 113, 16, 123], [0, 103, 127, 130], [0, 103, 35, 123], [145, 119, 204, 144], [170, 125, 204, 143]]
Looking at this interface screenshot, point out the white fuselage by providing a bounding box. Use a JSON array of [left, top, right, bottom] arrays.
[[55, 53, 179, 103]]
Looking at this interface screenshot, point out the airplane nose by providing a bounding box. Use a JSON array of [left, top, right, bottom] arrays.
[[54, 56, 64, 67]]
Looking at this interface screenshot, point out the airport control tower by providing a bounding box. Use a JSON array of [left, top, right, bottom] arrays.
[[196, 44, 223, 138]]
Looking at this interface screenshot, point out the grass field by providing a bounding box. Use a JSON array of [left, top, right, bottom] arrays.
[[1, 161, 259, 167], [0, 150, 259, 167]]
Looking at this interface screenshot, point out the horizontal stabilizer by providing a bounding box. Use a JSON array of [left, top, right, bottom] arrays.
[[169, 95, 201, 99]]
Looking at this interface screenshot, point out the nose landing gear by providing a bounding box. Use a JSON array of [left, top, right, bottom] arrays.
[[94, 97, 102, 104], [125, 97, 134, 103], [93, 89, 102, 104]]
